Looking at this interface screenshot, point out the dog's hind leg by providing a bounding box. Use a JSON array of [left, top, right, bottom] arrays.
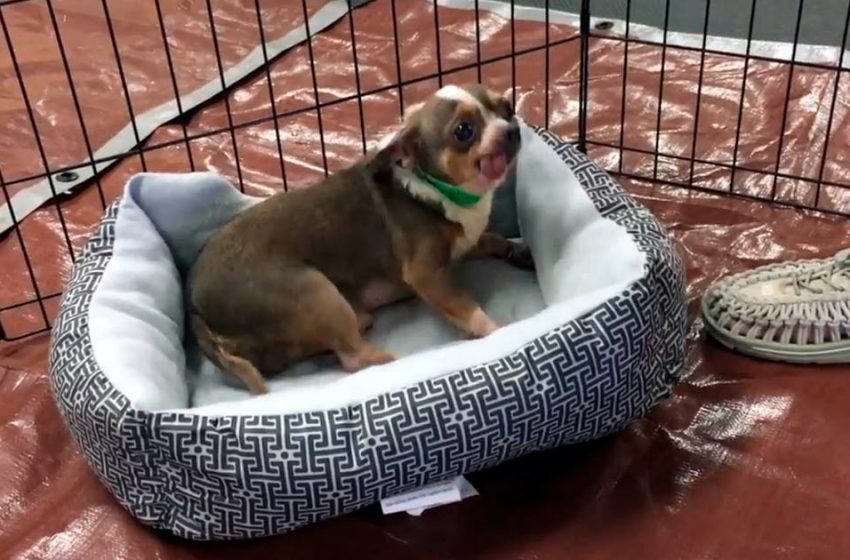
[[295, 271, 396, 373]]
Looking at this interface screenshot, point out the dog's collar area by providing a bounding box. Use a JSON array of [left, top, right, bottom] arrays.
[[412, 167, 481, 208]]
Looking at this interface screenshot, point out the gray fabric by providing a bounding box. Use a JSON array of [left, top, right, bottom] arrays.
[[489, 167, 521, 238], [129, 177, 259, 276]]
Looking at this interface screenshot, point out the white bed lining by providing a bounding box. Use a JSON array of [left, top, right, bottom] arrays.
[[87, 122, 645, 416]]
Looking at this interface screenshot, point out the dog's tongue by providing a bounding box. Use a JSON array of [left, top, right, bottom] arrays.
[[479, 153, 508, 181]]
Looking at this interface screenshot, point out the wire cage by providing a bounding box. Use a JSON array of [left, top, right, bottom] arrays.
[[1, 0, 849, 343]]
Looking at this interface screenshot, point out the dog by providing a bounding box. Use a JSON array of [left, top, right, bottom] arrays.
[[187, 84, 533, 395]]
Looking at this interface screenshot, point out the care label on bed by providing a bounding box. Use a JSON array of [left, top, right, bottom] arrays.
[[380, 476, 479, 517]]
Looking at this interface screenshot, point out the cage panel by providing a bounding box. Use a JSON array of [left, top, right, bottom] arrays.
[[2, 0, 850, 346]]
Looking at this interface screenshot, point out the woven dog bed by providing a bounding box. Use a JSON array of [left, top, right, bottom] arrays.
[[49, 124, 686, 540]]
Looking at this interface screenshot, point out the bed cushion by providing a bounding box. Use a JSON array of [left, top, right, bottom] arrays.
[[49, 125, 687, 540]]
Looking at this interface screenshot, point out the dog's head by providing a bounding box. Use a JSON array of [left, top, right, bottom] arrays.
[[377, 84, 521, 197]]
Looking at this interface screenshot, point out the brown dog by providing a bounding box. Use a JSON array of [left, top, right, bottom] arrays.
[[187, 84, 532, 394]]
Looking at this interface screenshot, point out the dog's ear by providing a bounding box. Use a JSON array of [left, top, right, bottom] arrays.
[[372, 104, 423, 169], [402, 101, 424, 122], [369, 128, 419, 181], [396, 102, 424, 167], [489, 92, 515, 120], [495, 96, 515, 120]]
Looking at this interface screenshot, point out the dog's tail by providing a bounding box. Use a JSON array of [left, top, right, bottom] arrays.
[[189, 312, 269, 395], [189, 311, 225, 369]]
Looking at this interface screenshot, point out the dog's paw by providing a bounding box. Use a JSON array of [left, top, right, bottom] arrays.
[[506, 243, 535, 270], [338, 345, 397, 372], [467, 308, 500, 338], [355, 312, 374, 333]]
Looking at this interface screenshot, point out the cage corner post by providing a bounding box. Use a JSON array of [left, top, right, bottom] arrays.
[[578, 0, 591, 153]]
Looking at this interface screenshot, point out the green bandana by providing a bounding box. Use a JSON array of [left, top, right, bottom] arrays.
[[412, 167, 481, 208]]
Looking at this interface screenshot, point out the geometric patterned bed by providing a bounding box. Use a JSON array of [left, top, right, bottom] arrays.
[[48, 128, 687, 540]]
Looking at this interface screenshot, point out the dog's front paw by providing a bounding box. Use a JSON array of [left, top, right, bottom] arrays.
[[467, 308, 500, 338], [506, 243, 535, 270]]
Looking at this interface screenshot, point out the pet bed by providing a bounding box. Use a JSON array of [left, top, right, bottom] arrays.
[[49, 124, 687, 540]]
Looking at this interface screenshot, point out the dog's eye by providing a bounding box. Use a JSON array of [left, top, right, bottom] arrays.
[[453, 121, 475, 143]]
